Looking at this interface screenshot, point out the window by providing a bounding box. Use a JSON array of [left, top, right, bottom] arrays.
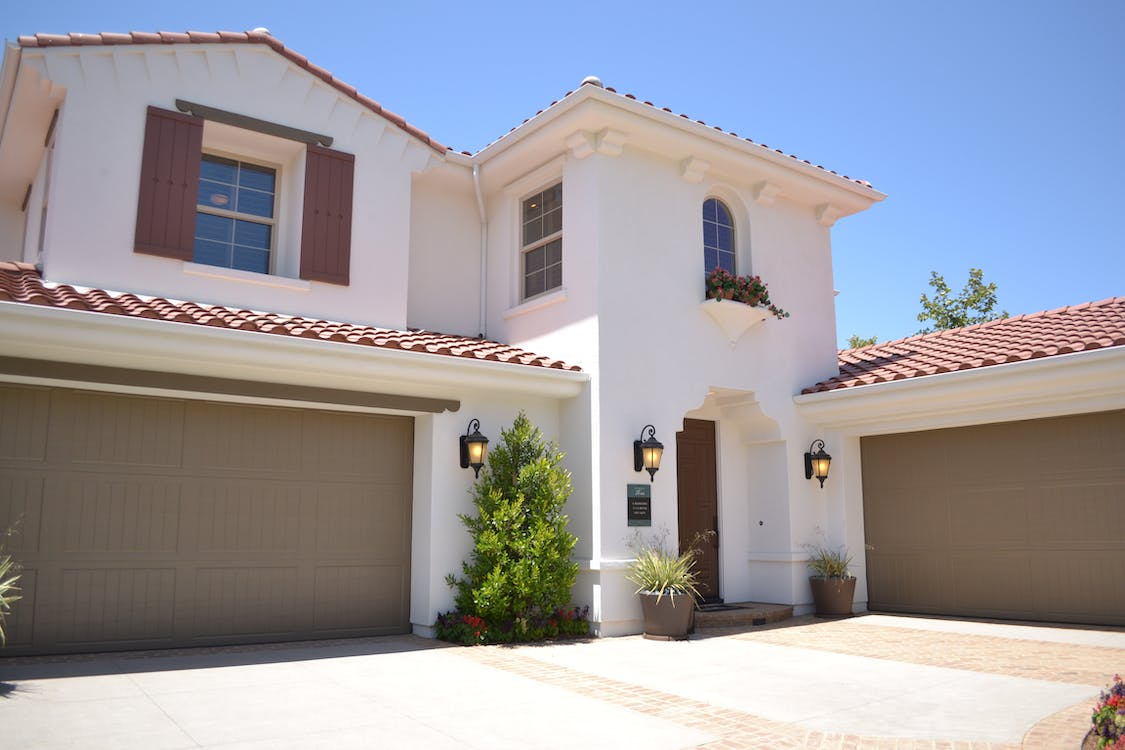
[[194, 155, 277, 274], [134, 106, 354, 285], [703, 198, 735, 275], [521, 182, 562, 299]]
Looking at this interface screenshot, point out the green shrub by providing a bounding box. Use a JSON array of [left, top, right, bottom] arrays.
[[443, 412, 580, 640], [435, 606, 589, 645]]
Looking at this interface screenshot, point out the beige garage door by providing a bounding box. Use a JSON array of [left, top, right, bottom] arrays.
[[861, 409, 1125, 626], [0, 384, 413, 655]]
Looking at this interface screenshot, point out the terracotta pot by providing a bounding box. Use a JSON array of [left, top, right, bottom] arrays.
[[638, 591, 695, 640], [809, 576, 856, 617]]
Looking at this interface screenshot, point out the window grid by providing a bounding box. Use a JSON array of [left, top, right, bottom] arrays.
[[703, 198, 735, 275], [194, 154, 277, 275], [521, 183, 562, 300]]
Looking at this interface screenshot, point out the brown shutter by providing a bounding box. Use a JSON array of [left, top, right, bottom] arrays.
[[134, 106, 203, 260], [300, 145, 354, 285]]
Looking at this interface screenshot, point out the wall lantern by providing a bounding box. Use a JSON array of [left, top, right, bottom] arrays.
[[459, 419, 489, 478], [804, 439, 832, 488], [633, 425, 664, 482]]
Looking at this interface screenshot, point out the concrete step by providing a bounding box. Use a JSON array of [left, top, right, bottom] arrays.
[[694, 601, 793, 629]]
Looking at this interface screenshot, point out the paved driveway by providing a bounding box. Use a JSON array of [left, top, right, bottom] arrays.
[[1, 613, 1121, 749]]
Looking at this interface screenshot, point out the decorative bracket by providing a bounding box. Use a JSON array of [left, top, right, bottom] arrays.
[[595, 128, 627, 157], [815, 203, 843, 227], [679, 156, 710, 183], [565, 130, 596, 160], [752, 181, 782, 205]]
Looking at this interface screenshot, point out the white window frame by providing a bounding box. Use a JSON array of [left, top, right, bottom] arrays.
[[703, 196, 736, 277], [519, 181, 563, 301], [194, 149, 281, 276]]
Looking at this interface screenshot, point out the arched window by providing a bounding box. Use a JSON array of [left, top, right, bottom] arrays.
[[703, 198, 735, 275]]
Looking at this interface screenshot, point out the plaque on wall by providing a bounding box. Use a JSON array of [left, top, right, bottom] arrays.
[[627, 483, 652, 526]]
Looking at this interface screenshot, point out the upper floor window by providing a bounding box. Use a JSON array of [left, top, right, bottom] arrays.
[[521, 182, 562, 299], [703, 198, 735, 275], [194, 155, 277, 275]]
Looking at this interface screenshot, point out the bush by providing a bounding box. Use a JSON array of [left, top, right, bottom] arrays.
[[441, 412, 581, 643], [435, 606, 590, 645]]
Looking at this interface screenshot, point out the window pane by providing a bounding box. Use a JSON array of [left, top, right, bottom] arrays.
[[545, 263, 562, 291], [542, 207, 562, 237], [523, 194, 542, 222], [237, 188, 274, 218], [714, 201, 732, 227], [703, 198, 717, 222], [545, 239, 561, 266], [525, 245, 545, 273], [716, 224, 732, 251], [234, 220, 271, 250], [193, 238, 232, 268], [238, 163, 276, 193], [200, 155, 237, 184], [718, 251, 736, 274], [542, 183, 562, 213], [523, 217, 544, 246], [525, 270, 545, 298], [232, 246, 270, 275], [195, 212, 233, 242], [704, 248, 719, 274], [198, 180, 235, 210], [703, 222, 717, 249]]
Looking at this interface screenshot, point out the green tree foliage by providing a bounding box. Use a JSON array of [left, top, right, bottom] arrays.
[[917, 267, 1008, 334], [447, 412, 579, 634], [846, 334, 878, 349]]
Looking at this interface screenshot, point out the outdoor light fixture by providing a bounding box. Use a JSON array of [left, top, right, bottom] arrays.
[[804, 439, 832, 488], [459, 419, 489, 478], [633, 424, 664, 482]]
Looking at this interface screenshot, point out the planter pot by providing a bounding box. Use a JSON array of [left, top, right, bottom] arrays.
[[638, 591, 695, 640], [809, 576, 856, 617]]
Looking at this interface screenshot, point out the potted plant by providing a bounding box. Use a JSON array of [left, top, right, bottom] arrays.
[[806, 544, 856, 617], [705, 267, 790, 319], [625, 531, 703, 640]]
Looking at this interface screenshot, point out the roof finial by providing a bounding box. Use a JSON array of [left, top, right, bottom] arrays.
[[581, 75, 603, 88]]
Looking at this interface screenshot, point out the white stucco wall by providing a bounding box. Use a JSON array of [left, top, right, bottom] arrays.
[[18, 43, 438, 329]]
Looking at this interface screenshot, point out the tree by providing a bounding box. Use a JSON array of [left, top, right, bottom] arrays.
[[846, 334, 878, 349], [447, 412, 578, 636], [917, 268, 1008, 334]]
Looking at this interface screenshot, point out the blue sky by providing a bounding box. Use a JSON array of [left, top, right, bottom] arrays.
[[5, 1, 1123, 349]]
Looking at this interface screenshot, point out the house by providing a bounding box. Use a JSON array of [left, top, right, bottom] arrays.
[[0, 30, 1121, 655]]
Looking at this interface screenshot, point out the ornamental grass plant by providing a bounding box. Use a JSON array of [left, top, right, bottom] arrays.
[[625, 529, 708, 604], [805, 544, 854, 579]]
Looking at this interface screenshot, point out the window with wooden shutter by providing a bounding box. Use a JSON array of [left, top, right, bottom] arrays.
[[300, 145, 355, 286], [134, 107, 203, 259]]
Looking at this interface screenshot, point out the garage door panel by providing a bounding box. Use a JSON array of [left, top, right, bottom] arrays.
[[865, 553, 947, 611], [863, 410, 1125, 626], [0, 474, 44, 554], [192, 566, 299, 638], [184, 480, 303, 555], [949, 487, 1028, 545], [4, 567, 37, 647], [861, 486, 950, 547], [54, 567, 177, 645], [182, 402, 303, 476], [950, 553, 1034, 615], [49, 391, 186, 468], [315, 483, 408, 556], [313, 565, 407, 632], [0, 384, 49, 461], [41, 476, 181, 556], [302, 412, 412, 482]]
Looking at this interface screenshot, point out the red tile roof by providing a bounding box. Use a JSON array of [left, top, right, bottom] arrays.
[[485, 80, 877, 191], [0, 262, 581, 372], [17, 30, 447, 154], [804, 297, 1125, 394]]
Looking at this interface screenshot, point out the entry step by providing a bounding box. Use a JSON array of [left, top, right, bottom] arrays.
[[694, 601, 793, 629]]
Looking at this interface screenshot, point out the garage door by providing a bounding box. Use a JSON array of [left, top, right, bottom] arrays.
[[861, 409, 1125, 626], [0, 384, 413, 655]]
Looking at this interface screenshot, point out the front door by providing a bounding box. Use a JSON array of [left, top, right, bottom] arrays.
[[676, 419, 720, 602]]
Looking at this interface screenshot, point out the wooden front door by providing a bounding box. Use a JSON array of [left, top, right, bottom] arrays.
[[676, 419, 720, 602]]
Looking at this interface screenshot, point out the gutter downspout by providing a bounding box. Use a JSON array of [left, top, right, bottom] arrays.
[[472, 162, 487, 339]]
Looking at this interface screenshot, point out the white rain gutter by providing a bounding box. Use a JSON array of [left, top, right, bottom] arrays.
[[472, 161, 488, 338]]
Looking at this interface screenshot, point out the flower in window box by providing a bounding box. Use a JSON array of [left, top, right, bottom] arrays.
[[706, 268, 789, 319]]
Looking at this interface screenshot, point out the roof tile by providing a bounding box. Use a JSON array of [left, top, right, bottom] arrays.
[[0, 262, 581, 373], [803, 298, 1125, 394]]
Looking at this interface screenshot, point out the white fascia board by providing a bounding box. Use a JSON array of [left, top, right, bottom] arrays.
[[794, 346, 1125, 436], [0, 302, 588, 401], [475, 85, 885, 207]]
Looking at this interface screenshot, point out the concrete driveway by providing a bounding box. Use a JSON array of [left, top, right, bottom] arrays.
[[1, 613, 1121, 749]]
